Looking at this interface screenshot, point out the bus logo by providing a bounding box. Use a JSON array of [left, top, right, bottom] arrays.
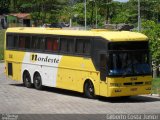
[[30, 54, 37, 62], [30, 54, 59, 64]]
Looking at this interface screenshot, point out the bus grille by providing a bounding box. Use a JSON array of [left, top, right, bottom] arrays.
[[124, 82, 143, 86]]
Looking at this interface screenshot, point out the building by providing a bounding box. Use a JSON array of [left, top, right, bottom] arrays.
[[0, 15, 7, 29], [6, 13, 32, 27]]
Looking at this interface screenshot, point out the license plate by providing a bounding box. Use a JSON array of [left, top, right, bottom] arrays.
[[131, 88, 137, 91]]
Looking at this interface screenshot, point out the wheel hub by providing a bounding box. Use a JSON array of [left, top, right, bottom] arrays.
[[89, 87, 93, 93], [26, 78, 29, 82], [35, 79, 39, 84]]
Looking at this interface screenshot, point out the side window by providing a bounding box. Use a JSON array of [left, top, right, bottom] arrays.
[[40, 37, 45, 50], [84, 40, 91, 55], [45, 38, 52, 51], [59, 38, 74, 54], [31, 36, 37, 50], [68, 38, 74, 53], [75, 38, 91, 55], [60, 38, 67, 52], [53, 39, 59, 51], [19, 36, 25, 49], [7, 35, 14, 49], [13, 36, 19, 49], [19, 36, 31, 49], [76, 39, 83, 54], [31, 36, 44, 50], [25, 36, 31, 49], [45, 37, 59, 52], [7, 34, 31, 50]]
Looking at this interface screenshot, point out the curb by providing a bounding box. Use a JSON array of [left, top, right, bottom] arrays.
[[150, 94, 160, 97]]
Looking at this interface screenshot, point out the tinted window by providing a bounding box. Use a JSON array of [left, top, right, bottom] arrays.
[[53, 39, 59, 51], [84, 40, 91, 55], [75, 38, 91, 55], [59, 38, 75, 54], [45, 38, 52, 51], [13, 36, 19, 48], [76, 39, 83, 54], [67, 38, 74, 53], [108, 41, 148, 51], [7, 35, 14, 49], [25, 36, 31, 49], [19, 36, 31, 49], [19, 36, 25, 49], [45, 37, 59, 52], [60, 38, 67, 52], [31, 36, 44, 50], [6, 34, 91, 57]]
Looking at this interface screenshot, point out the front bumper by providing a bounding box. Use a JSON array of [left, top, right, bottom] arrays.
[[107, 85, 151, 97]]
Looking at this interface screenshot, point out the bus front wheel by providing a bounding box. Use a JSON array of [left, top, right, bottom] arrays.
[[84, 80, 95, 99], [23, 71, 32, 88], [33, 73, 43, 90]]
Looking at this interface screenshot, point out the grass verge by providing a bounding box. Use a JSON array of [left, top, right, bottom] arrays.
[[0, 30, 5, 60], [152, 78, 160, 94]]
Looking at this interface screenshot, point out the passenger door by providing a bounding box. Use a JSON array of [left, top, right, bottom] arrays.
[[99, 53, 108, 96]]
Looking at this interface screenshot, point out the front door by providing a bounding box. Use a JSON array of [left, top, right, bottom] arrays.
[[99, 54, 108, 96]]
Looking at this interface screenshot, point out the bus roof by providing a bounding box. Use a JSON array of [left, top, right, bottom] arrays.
[[6, 27, 148, 42]]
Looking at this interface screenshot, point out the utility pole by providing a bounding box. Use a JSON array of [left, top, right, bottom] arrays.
[[84, 0, 87, 30], [89, 0, 97, 28], [95, 0, 98, 28], [69, 0, 74, 28], [138, 0, 141, 32]]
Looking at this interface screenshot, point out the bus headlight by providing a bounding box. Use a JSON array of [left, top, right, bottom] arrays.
[[146, 87, 151, 90]]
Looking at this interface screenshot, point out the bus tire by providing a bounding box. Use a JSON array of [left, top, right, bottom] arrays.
[[121, 96, 131, 99], [33, 72, 43, 90], [84, 80, 95, 99], [23, 71, 32, 88]]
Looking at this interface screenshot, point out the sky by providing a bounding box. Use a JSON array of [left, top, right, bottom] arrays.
[[113, 0, 129, 2]]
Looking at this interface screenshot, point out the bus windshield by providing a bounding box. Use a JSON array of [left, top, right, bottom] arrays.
[[108, 51, 151, 76]]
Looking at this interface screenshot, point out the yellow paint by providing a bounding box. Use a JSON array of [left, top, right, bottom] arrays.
[[5, 50, 25, 81], [107, 85, 151, 97], [6, 27, 148, 42], [57, 55, 98, 93], [106, 76, 152, 97], [99, 79, 108, 96], [56, 55, 152, 97], [4, 28, 152, 97], [12, 62, 21, 81]]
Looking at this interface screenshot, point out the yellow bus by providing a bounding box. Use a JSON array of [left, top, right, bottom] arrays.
[[4, 27, 152, 98]]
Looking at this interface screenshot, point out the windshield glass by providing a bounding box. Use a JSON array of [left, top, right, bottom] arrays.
[[108, 51, 151, 76]]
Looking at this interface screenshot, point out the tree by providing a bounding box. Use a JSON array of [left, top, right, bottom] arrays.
[[6, 0, 68, 25], [0, 0, 10, 14], [141, 20, 160, 77]]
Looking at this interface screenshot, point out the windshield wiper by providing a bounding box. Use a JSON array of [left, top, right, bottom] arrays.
[[122, 66, 133, 77]]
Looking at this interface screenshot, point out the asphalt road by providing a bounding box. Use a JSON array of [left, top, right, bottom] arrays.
[[0, 63, 160, 115]]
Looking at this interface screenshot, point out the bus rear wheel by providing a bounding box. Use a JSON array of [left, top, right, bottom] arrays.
[[23, 71, 32, 88], [33, 73, 43, 90], [84, 81, 95, 99]]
